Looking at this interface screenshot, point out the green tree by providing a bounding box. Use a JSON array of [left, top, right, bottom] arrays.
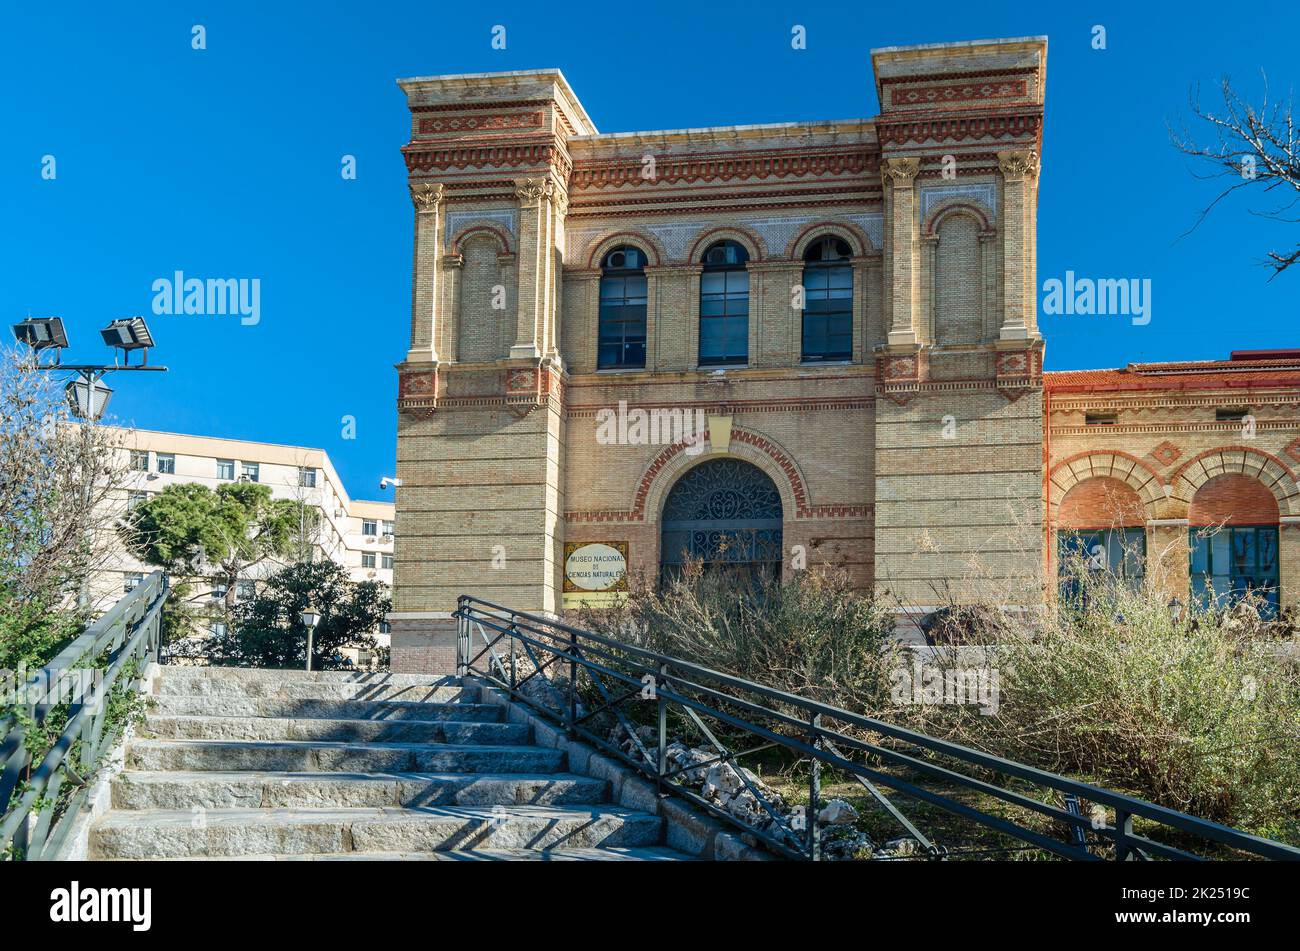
[[211, 560, 389, 669], [122, 481, 301, 611]]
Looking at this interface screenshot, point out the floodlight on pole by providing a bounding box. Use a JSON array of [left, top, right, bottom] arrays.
[[100, 317, 156, 366], [12, 317, 69, 362]]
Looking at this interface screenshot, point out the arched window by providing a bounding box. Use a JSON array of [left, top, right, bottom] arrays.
[[660, 458, 783, 583], [801, 236, 853, 362], [699, 240, 749, 366], [598, 246, 647, 369], [1055, 477, 1147, 604], [1189, 474, 1280, 616]]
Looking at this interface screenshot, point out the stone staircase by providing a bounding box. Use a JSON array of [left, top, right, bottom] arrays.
[[88, 667, 688, 861]]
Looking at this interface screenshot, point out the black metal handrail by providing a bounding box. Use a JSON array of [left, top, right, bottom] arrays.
[[455, 594, 1300, 862], [1, 571, 167, 860]]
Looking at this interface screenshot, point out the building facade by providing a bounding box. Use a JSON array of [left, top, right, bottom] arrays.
[[387, 36, 1298, 673], [97, 429, 395, 652]]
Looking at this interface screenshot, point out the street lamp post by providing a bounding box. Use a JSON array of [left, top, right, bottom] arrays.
[[300, 607, 320, 672], [12, 316, 169, 609]]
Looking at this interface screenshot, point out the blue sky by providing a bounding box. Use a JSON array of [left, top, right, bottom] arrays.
[[2, 1, 1296, 500]]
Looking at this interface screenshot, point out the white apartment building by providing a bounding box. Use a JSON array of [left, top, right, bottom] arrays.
[[95, 429, 395, 651]]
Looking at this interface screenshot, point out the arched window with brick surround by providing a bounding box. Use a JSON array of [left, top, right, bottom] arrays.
[[1055, 477, 1147, 600], [1188, 474, 1280, 616], [801, 236, 853, 362], [698, 240, 749, 366], [598, 246, 647, 369]]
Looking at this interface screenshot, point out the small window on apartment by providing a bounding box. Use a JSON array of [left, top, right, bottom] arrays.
[[236, 580, 256, 601], [1216, 407, 1250, 422], [211, 582, 228, 600], [129, 450, 149, 471], [382, 554, 394, 570], [382, 520, 395, 537], [379, 621, 391, 635], [362, 553, 377, 569], [241, 462, 259, 482], [127, 490, 149, 511], [362, 519, 378, 537], [299, 467, 317, 488], [209, 620, 228, 638], [1084, 412, 1118, 426], [123, 572, 144, 593], [216, 459, 235, 480], [156, 453, 176, 474]]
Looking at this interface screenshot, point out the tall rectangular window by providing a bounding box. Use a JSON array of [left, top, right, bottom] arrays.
[[216, 459, 235, 480], [698, 241, 749, 367], [299, 467, 317, 488], [381, 554, 394, 570], [362, 553, 377, 569], [597, 247, 648, 369], [801, 237, 853, 362], [362, 519, 378, 536], [382, 520, 395, 536]]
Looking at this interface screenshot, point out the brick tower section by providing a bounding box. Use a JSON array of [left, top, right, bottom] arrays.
[[869, 39, 1048, 621], [389, 71, 595, 672]]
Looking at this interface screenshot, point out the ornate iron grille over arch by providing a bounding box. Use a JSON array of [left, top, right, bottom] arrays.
[[660, 458, 783, 577]]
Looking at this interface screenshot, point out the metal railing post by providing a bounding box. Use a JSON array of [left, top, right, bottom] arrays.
[[455, 598, 467, 677], [657, 662, 668, 797], [509, 622, 517, 690], [1114, 810, 1134, 861], [567, 627, 577, 738], [808, 712, 822, 861]]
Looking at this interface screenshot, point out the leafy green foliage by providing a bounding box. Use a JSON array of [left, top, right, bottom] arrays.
[[124, 481, 299, 581], [208, 560, 389, 669]]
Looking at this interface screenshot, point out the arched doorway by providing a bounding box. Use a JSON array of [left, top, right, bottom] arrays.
[[660, 458, 783, 581], [1189, 474, 1280, 615]]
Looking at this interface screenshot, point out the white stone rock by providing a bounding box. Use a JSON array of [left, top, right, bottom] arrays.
[[818, 798, 858, 825]]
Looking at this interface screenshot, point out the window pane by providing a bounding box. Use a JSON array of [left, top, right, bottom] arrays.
[[1190, 533, 1209, 573]]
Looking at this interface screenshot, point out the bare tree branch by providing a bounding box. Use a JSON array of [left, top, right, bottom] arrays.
[[1171, 72, 1300, 277]]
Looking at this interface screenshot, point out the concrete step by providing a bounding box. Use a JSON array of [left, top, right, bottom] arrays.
[[156, 669, 470, 703], [90, 805, 665, 858], [137, 847, 690, 861], [142, 715, 529, 745], [112, 771, 610, 810], [126, 739, 566, 775], [148, 695, 503, 722]]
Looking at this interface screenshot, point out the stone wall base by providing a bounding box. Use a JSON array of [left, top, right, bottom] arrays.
[[389, 614, 458, 675]]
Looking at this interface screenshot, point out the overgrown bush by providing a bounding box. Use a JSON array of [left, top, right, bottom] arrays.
[[904, 561, 1300, 841], [581, 563, 900, 715]]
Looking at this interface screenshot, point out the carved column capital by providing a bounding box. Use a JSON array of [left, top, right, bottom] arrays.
[[997, 150, 1039, 182], [881, 157, 921, 188], [514, 177, 554, 207], [409, 182, 444, 211]]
